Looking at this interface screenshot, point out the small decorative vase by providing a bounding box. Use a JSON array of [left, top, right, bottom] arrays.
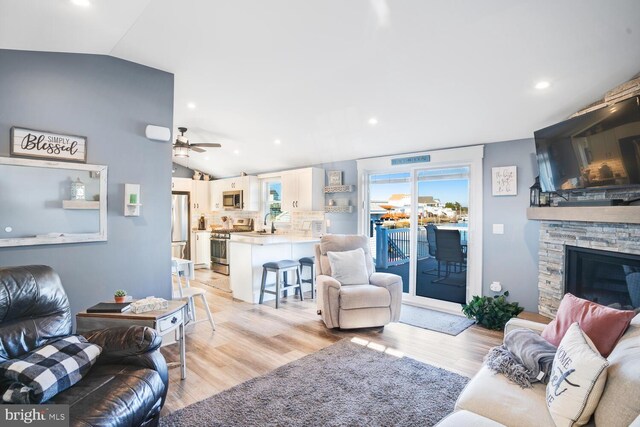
[[114, 296, 126, 303]]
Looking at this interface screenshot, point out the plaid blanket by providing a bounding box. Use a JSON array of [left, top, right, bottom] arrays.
[[0, 335, 102, 403]]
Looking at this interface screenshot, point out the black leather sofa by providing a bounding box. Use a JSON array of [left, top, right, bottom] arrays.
[[0, 265, 168, 427]]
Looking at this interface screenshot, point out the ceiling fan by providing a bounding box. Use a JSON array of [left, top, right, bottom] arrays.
[[173, 127, 221, 157]]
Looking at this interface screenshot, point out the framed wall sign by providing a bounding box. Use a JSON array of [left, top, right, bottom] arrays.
[[10, 127, 87, 163], [328, 170, 343, 186], [492, 166, 517, 196]]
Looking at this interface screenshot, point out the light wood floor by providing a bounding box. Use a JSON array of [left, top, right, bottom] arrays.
[[160, 270, 504, 416]]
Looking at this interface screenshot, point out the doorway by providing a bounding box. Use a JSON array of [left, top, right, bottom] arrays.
[[358, 147, 483, 312], [414, 167, 469, 304]]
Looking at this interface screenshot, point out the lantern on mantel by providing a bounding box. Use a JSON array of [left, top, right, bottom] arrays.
[[530, 176, 541, 207]]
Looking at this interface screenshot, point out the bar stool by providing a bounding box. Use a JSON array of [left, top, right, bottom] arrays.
[[259, 260, 303, 309], [299, 256, 316, 299]]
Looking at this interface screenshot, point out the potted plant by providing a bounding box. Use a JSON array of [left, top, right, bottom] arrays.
[[114, 290, 127, 303], [461, 291, 524, 330]]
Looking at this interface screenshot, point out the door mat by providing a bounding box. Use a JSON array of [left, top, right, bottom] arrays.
[[399, 304, 474, 336]]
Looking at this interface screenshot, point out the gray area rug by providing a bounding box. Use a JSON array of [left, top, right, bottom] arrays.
[[399, 304, 474, 336], [161, 339, 468, 427]]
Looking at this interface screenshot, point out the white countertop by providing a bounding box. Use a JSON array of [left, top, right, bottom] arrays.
[[230, 233, 320, 245]]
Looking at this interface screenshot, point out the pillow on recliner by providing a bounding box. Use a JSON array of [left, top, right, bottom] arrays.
[[0, 335, 101, 404], [327, 248, 370, 285]]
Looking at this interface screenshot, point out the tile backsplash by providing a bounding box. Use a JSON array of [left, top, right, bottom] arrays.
[[195, 210, 326, 235]]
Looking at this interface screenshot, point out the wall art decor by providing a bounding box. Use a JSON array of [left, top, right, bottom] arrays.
[[10, 127, 87, 163], [328, 170, 343, 186], [492, 166, 517, 196]]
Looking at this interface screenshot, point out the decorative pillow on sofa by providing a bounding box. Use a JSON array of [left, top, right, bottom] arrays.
[[0, 335, 101, 404], [327, 248, 369, 285], [541, 293, 635, 357], [546, 323, 609, 427]]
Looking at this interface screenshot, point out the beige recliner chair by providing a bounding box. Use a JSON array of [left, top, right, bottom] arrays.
[[315, 234, 403, 329]]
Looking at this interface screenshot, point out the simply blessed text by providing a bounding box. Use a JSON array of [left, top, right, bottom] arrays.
[[21, 132, 79, 156]]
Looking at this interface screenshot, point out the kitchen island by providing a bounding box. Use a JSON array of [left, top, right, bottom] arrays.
[[229, 233, 319, 304]]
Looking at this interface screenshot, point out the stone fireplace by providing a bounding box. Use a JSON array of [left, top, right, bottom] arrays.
[[537, 220, 640, 317]]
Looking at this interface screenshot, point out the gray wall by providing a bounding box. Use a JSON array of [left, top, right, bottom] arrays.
[[1, 167, 100, 236], [172, 162, 195, 178], [0, 49, 174, 322], [483, 138, 540, 311], [314, 159, 358, 235]]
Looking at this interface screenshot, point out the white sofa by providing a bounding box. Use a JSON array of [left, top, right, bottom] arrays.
[[437, 314, 640, 427]]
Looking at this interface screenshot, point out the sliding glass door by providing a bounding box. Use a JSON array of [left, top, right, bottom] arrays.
[[368, 172, 412, 294], [366, 166, 471, 306], [414, 167, 469, 304]]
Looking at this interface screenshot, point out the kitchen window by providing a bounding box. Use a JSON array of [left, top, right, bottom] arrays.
[[264, 180, 288, 222]]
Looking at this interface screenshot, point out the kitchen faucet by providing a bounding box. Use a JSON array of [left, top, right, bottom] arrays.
[[264, 213, 276, 234]]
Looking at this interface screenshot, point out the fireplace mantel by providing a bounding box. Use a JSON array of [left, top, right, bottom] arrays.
[[527, 206, 640, 224]]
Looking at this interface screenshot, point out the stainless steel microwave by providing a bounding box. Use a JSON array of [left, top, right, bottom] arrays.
[[222, 190, 243, 209]]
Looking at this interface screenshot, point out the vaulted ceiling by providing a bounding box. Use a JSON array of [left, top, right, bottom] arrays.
[[1, 0, 639, 177]]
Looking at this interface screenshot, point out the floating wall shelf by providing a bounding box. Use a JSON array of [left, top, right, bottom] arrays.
[[325, 205, 354, 213], [62, 200, 100, 210], [124, 183, 142, 217], [324, 185, 355, 193]]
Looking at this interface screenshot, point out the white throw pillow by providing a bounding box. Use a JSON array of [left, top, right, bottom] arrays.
[[327, 248, 369, 285], [545, 322, 609, 427]]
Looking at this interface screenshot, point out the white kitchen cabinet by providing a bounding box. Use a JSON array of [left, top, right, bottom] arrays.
[[171, 177, 192, 192], [239, 176, 260, 211], [193, 231, 211, 267], [210, 180, 223, 210], [281, 167, 324, 212], [192, 181, 210, 212]]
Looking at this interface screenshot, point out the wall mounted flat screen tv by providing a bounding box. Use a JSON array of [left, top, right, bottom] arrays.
[[534, 96, 640, 192]]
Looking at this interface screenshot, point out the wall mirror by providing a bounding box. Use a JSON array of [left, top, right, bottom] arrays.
[[0, 157, 107, 247]]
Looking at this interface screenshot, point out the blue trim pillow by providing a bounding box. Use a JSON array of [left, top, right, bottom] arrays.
[[0, 335, 102, 403]]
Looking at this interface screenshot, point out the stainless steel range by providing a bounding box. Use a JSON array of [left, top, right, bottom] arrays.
[[210, 218, 254, 275]]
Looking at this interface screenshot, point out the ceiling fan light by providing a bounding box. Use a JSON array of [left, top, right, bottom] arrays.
[[173, 145, 189, 158]]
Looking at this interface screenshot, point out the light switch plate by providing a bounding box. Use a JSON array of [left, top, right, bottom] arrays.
[[492, 224, 504, 234]]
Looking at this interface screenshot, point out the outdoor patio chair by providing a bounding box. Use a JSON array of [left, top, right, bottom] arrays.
[[434, 228, 466, 283], [422, 224, 439, 276]]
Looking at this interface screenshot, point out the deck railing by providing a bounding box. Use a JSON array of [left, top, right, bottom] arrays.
[[373, 223, 467, 269]]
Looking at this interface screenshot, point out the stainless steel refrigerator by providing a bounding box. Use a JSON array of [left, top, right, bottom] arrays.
[[171, 193, 190, 259]]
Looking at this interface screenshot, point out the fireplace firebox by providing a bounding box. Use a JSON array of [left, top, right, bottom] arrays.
[[564, 245, 640, 310]]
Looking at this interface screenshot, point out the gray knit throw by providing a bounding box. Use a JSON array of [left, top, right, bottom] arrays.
[[485, 328, 557, 388]]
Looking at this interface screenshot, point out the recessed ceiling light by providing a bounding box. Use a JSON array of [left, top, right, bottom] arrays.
[[274, 139, 281, 145], [204, 157, 210, 161], [70, 0, 91, 7], [368, 117, 379, 126], [187, 102, 196, 109], [233, 149, 240, 155], [535, 81, 550, 90]]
